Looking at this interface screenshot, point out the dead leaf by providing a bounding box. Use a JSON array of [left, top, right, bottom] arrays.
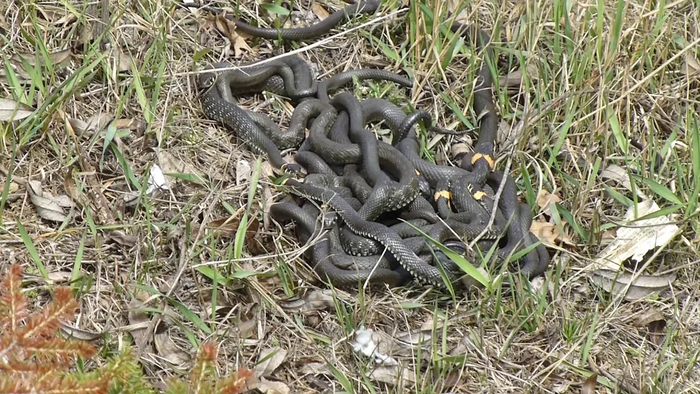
[[63, 172, 87, 207], [248, 377, 290, 394], [535, 189, 562, 215], [0, 181, 20, 203], [368, 365, 416, 386], [646, 318, 667, 346], [59, 325, 103, 342], [600, 164, 648, 199], [261, 161, 276, 179], [0, 98, 34, 121], [13, 49, 73, 69], [46, 271, 73, 284], [530, 220, 573, 246], [157, 149, 207, 184], [67, 113, 113, 134], [254, 347, 287, 377], [300, 362, 332, 376], [146, 164, 169, 194], [63, 167, 116, 225], [311, 3, 330, 20], [351, 327, 400, 365], [109, 49, 136, 72], [581, 373, 597, 394], [126, 298, 151, 352], [233, 309, 258, 339], [210, 14, 252, 57], [113, 118, 147, 133], [591, 200, 681, 271], [588, 270, 676, 301], [446, 0, 470, 24], [633, 309, 667, 346], [35, 4, 78, 25], [46, 192, 75, 208], [682, 52, 700, 78], [263, 185, 274, 230], [450, 142, 472, 160], [499, 63, 539, 88], [27, 180, 69, 222], [154, 329, 193, 369], [280, 289, 337, 313], [108, 230, 138, 247], [209, 215, 259, 240], [232, 32, 252, 57]]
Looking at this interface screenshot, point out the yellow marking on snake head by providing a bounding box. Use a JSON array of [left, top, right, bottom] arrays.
[[433, 190, 451, 201], [473, 191, 487, 200], [471, 153, 494, 168]]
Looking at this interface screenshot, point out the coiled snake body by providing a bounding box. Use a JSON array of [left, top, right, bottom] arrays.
[[195, 1, 551, 289]]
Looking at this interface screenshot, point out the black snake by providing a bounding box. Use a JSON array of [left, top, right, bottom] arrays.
[[192, 0, 551, 288]]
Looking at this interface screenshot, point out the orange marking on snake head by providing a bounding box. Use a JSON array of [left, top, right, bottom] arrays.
[[471, 153, 494, 168], [433, 190, 451, 201]]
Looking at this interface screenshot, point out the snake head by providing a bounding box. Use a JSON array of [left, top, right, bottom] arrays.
[[197, 62, 233, 92], [197, 71, 217, 92]]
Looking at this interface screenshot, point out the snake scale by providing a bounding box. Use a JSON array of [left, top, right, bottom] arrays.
[[192, 0, 551, 289]]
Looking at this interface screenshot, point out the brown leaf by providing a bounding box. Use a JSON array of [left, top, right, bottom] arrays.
[[682, 52, 700, 78], [233, 309, 258, 339], [108, 230, 138, 247], [126, 299, 151, 352], [300, 362, 332, 375], [13, 49, 73, 69], [368, 366, 416, 386], [535, 189, 562, 215], [232, 32, 252, 57], [35, 4, 78, 25], [209, 14, 252, 56], [647, 318, 667, 346], [248, 377, 290, 394], [113, 118, 147, 133], [446, 0, 470, 24], [450, 142, 473, 160], [209, 215, 259, 240], [67, 113, 113, 134], [311, 3, 330, 20], [280, 289, 337, 313], [581, 373, 597, 394], [442, 370, 464, 388], [154, 329, 192, 369], [212, 14, 234, 38], [63, 170, 87, 207], [109, 49, 136, 73], [157, 149, 207, 183], [59, 325, 103, 342], [46, 271, 73, 284], [530, 220, 573, 246], [63, 167, 116, 225], [254, 347, 287, 378], [499, 63, 539, 88], [0, 98, 34, 121], [27, 180, 69, 222], [588, 270, 676, 301], [634, 309, 667, 346]]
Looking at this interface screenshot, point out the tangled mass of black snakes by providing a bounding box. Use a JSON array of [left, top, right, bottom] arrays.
[[191, 0, 550, 289]]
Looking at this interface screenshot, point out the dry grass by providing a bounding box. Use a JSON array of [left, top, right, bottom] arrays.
[[0, 0, 699, 392]]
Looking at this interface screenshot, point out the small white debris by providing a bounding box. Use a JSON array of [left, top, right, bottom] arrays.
[[146, 164, 169, 194], [351, 327, 398, 366]]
